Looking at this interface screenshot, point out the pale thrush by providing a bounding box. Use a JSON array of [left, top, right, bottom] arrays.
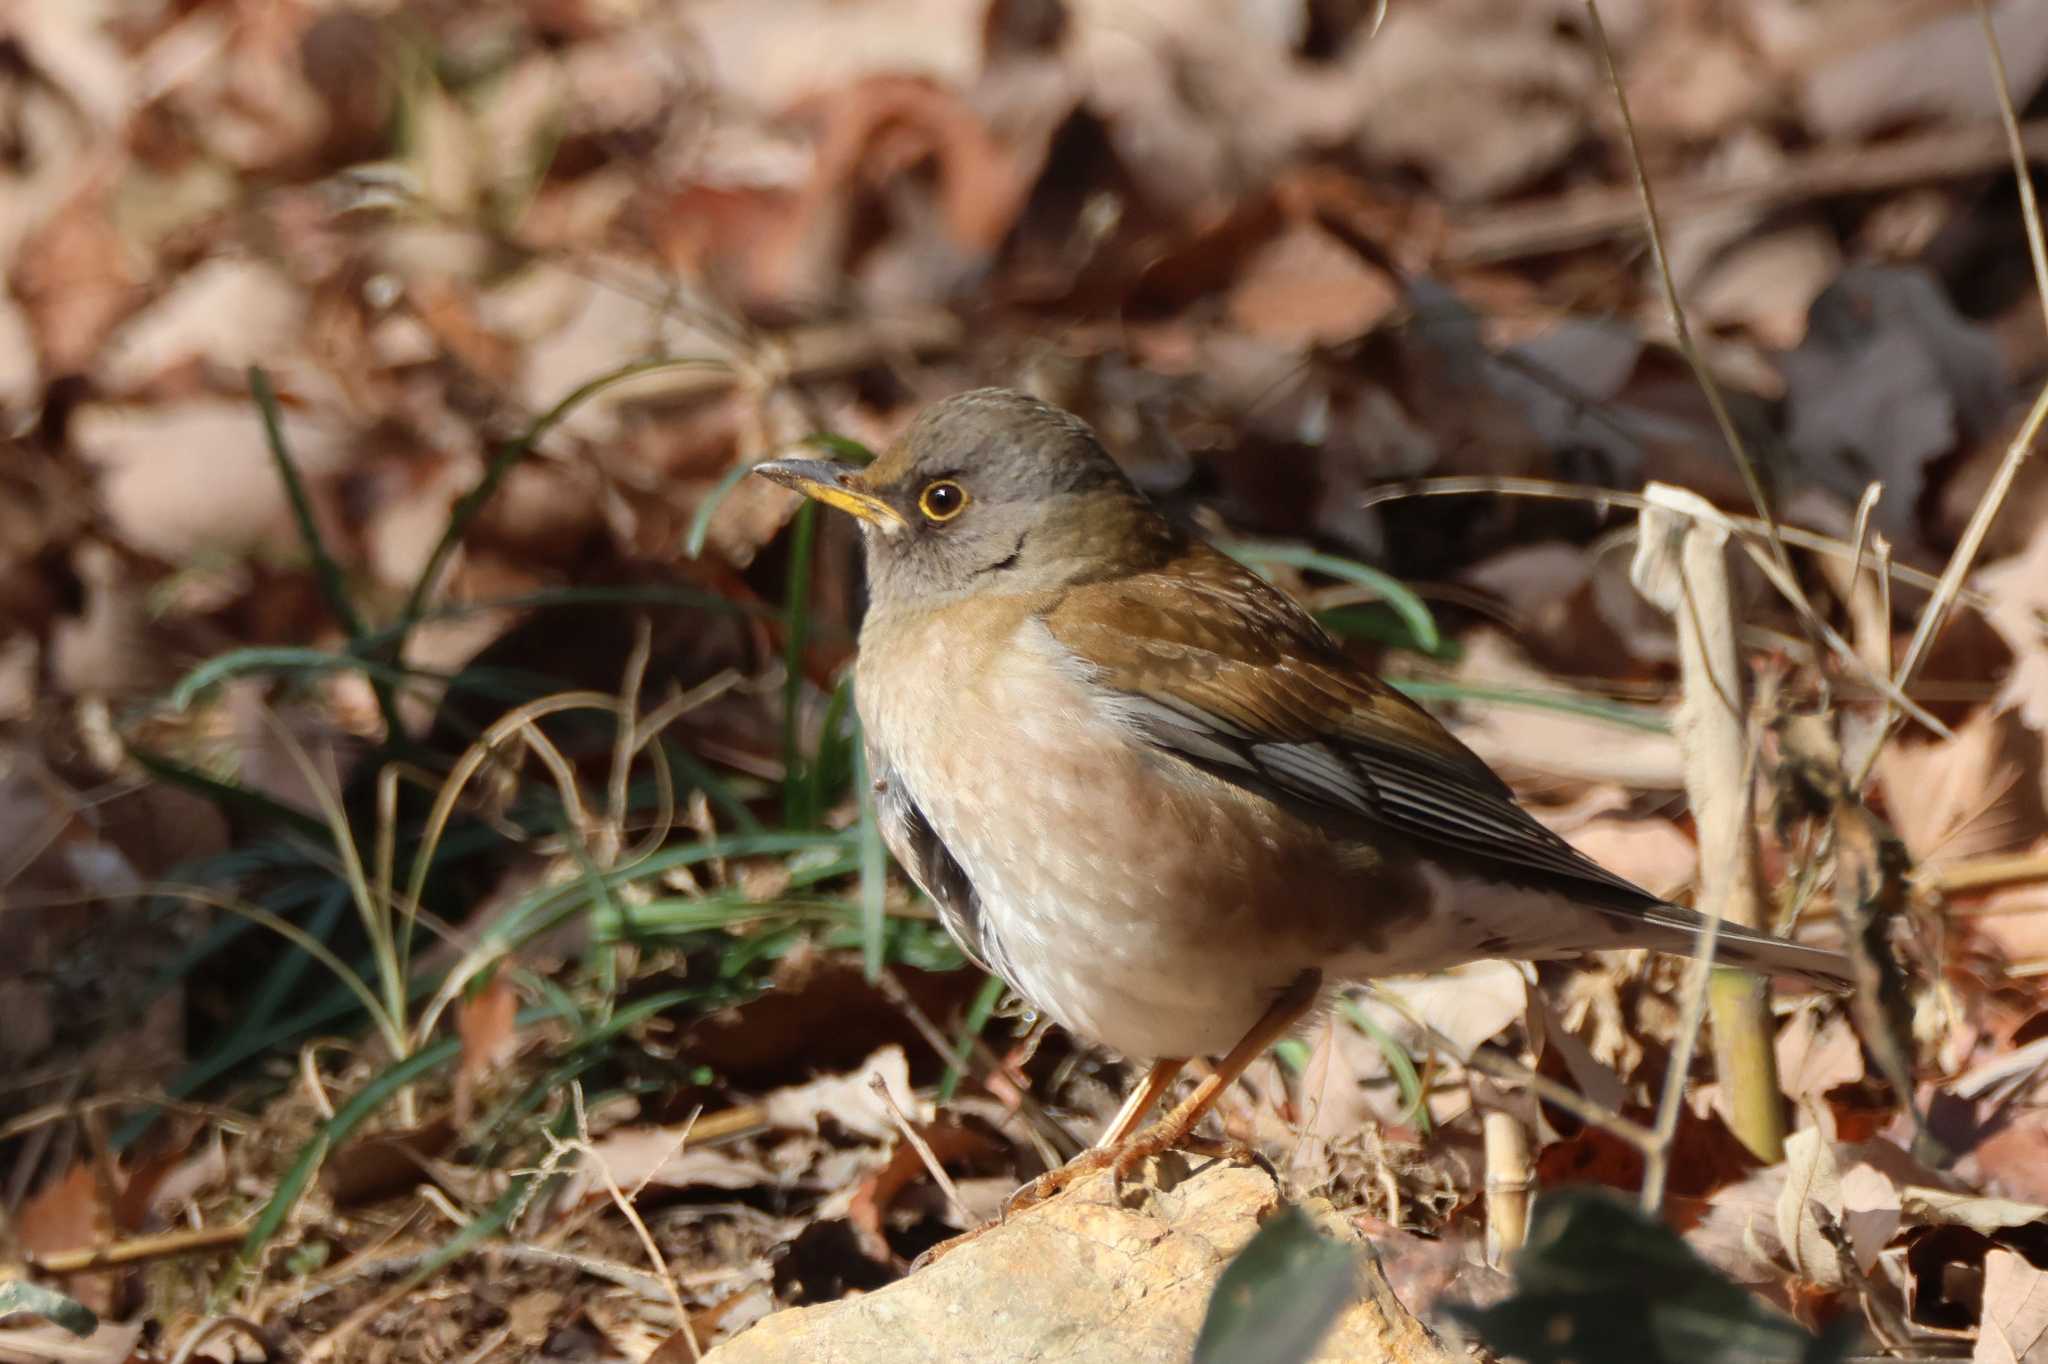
[[757, 388, 1851, 1195]]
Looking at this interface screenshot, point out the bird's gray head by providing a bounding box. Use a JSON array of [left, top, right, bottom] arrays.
[[753, 389, 1174, 611]]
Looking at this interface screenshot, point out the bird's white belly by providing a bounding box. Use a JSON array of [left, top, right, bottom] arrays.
[[860, 616, 1350, 1059]]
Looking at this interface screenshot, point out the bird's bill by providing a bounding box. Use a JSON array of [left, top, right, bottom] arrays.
[[752, 458, 907, 529]]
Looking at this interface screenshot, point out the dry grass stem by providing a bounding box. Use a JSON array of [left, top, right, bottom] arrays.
[[1480, 1107, 1534, 1266], [1631, 484, 1787, 1180], [1977, 0, 2048, 314]]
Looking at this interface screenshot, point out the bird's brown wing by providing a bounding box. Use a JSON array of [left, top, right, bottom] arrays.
[[1041, 544, 1652, 904], [1042, 544, 1853, 985]]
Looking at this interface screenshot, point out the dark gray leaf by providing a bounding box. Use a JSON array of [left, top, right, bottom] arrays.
[[1454, 1188, 1859, 1364], [1193, 1204, 1359, 1364], [0, 1279, 99, 1338]]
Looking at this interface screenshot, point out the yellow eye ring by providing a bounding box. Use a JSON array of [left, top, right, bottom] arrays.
[[918, 479, 969, 522]]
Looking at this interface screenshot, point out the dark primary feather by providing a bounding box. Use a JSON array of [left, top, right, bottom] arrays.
[[1043, 542, 1853, 986], [867, 746, 1009, 980]]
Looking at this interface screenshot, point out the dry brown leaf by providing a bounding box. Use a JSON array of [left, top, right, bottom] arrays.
[[1662, 131, 1839, 349], [1765, 0, 2048, 142], [1976, 1249, 2048, 1364], [1776, 1010, 1868, 1105], [1959, 866, 2048, 971], [760, 1044, 923, 1142], [320, 1119, 455, 1207], [1450, 631, 1685, 789], [97, 259, 305, 393], [1225, 223, 1399, 347], [1904, 1187, 2048, 1238], [1625, 14, 1773, 140], [558, 1128, 776, 1211], [1980, 524, 2048, 739], [8, 169, 140, 376], [1777, 1128, 1845, 1289], [682, 0, 982, 111], [1780, 266, 2007, 554], [1839, 1160, 1903, 1278], [1565, 815, 1699, 900], [1878, 708, 2028, 867], [0, 1321, 144, 1364], [845, 1119, 999, 1259], [1351, 0, 1595, 202], [454, 974, 520, 1127], [75, 400, 346, 561], [16, 1163, 108, 1260]]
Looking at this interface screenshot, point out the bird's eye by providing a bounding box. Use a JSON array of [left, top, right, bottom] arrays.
[[918, 479, 969, 522]]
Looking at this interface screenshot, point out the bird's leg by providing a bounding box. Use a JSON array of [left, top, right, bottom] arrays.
[[907, 1057, 1191, 1272], [1008, 969, 1323, 1213], [1098, 1057, 1188, 1148]]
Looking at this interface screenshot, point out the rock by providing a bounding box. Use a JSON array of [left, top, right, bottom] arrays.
[[702, 1157, 1463, 1364]]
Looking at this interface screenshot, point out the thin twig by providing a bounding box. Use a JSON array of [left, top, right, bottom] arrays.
[[868, 1074, 971, 1227], [873, 968, 1083, 1158], [572, 1087, 700, 1361], [1358, 476, 2012, 623], [1977, 0, 2048, 317], [1887, 4, 2048, 732], [1892, 378, 2048, 714], [1583, 1, 1830, 683], [168, 1316, 271, 1364], [28, 1224, 250, 1276], [1466, 1049, 1657, 1150], [1445, 118, 2048, 264]]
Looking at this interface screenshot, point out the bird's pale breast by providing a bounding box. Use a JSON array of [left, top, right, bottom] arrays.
[[857, 600, 1390, 1059]]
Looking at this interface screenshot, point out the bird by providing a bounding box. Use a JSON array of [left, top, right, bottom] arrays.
[[754, 387, 1853, 1203]]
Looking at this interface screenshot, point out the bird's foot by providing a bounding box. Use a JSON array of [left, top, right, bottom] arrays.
[[1004, 1111, 1253, 1217], [909, 1220, 993, 1270]]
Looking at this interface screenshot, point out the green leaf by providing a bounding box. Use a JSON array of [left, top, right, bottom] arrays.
[[0, 1280, 99, 1337], [1193, 1204, 1359, 1364], [1454, 1189, 1858, 1364]]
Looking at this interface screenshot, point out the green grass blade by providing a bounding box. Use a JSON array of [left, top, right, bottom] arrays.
[[249, 367, 366, 640], [1224, 540, 1440, 655], [805, 673, 856, 832], [165, 646, 428, 712], [219, 1031, 462, 1300], [938, 973, 1005, 1103], [779, 501, 819, 826], [126, 746, 329, 842], [1388, 680, 1671, 733], [249, 367, 404, 738], [1337, 997, 1430, 1134], [683, 457, 759, 559], [400, 357, 728, 631], [228, 886, 349, 1045]]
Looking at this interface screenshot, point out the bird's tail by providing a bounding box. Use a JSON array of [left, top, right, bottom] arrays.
[[1605, 901, 1854, 990]]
